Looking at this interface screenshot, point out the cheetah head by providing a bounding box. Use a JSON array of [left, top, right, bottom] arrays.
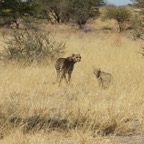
[[72, 54, 81, 62], [93, 68, 101, 77]]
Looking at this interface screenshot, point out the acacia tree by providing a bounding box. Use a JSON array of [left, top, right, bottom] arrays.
[[105, 6, 131, 32], [32, 0, 62, 23], [33, 0, 105, 26], [0, 0, 106, 28], [0, 0, 35, 29], [62, 0, 101, 28]]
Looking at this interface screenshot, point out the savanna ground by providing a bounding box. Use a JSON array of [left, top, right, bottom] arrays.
[[0, 17, 144, 144]]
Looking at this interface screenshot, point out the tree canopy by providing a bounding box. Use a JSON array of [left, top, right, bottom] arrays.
[[105, 6, 131, 32], [0, 0, 106, 28], [0, 0, 35, 28]]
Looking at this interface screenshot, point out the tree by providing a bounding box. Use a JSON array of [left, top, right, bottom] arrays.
[[131, 0, 144, 8], [131, 0, 144, 58], [0, 0, 35, 29], [33, 0, 66, 23], [33, 0, 74, 23], [33, 0, 104, 26], [63, 0, 101, 28], [98, 0, 107, 6], [131, 0, 144, 39], [0, 0, 105, 28], [105, 6, 131, 32]]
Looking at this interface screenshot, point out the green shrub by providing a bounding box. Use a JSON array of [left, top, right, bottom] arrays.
[[132, 16, 144, 40], [0, 29, 65, 65], [105, 6, 131, 32]]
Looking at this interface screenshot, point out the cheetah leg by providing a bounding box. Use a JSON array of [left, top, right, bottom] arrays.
[[53, 70, 60, 85], [68, 71, 72, 84], [101, 81, 104, 88], [59, 72, 65, 86], [63, 74, 68, 84], [98, 79, 103, 89], [103, 82, 109, 89], [100, 81, 108, 89]]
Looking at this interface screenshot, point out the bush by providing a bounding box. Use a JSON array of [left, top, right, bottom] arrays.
[[0, 0, 36, 29], [66, 0, 100, 29], [0, 29, 65, 65], [132, 16, 144, 40], [33, 0, 103, 27], [105, 6, 131, 32], [132, 0, 144, 8], [131, 0, 144, 58]]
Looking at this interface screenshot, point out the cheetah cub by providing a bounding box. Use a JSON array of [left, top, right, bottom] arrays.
[[93, 68, 112, 89], [53, 54, 81, 85]]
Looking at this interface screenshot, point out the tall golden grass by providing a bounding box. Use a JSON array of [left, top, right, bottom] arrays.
[[0, 23, 144, 143]]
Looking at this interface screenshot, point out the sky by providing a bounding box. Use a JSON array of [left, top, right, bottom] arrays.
[[107, 0, 132, 6]]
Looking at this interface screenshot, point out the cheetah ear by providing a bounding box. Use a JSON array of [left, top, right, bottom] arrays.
[[72, 54, 75, 57]]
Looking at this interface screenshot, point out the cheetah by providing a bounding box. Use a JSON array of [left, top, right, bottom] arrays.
[[93, 68, 112, 89], [53, 54, 81, 85]]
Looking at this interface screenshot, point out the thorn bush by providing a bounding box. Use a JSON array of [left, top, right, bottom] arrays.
[[0, 29, 65, 65]]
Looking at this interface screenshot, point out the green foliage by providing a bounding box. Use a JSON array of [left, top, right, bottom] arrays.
[[132, 0, 144, 8], [0, 0, 36, 28], [66, 0, 100, 27], [105, 7, 131, 23], [132, 17, 144, 40], [98, 0, 107, 6], [0, 0, 34, 17], [132, 0, 144, 58], [33, 0, 103, 26], [0, 0, 105, 28], [105, 6, 131, 32], [131, 0, 144, 40], [33, 0, 63, 23], [0, 29, 65, 65]]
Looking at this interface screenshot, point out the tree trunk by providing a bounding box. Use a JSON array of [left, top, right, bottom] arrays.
[[12, 17, 19, 29], [118, 22, 122, 32]]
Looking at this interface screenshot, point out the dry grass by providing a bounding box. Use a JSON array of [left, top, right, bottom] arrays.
[[0, 21, 144, 143]]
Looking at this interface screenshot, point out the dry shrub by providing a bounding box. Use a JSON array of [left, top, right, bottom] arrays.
[[0, 29, 65, 65], [131, 15, 144, 40]]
